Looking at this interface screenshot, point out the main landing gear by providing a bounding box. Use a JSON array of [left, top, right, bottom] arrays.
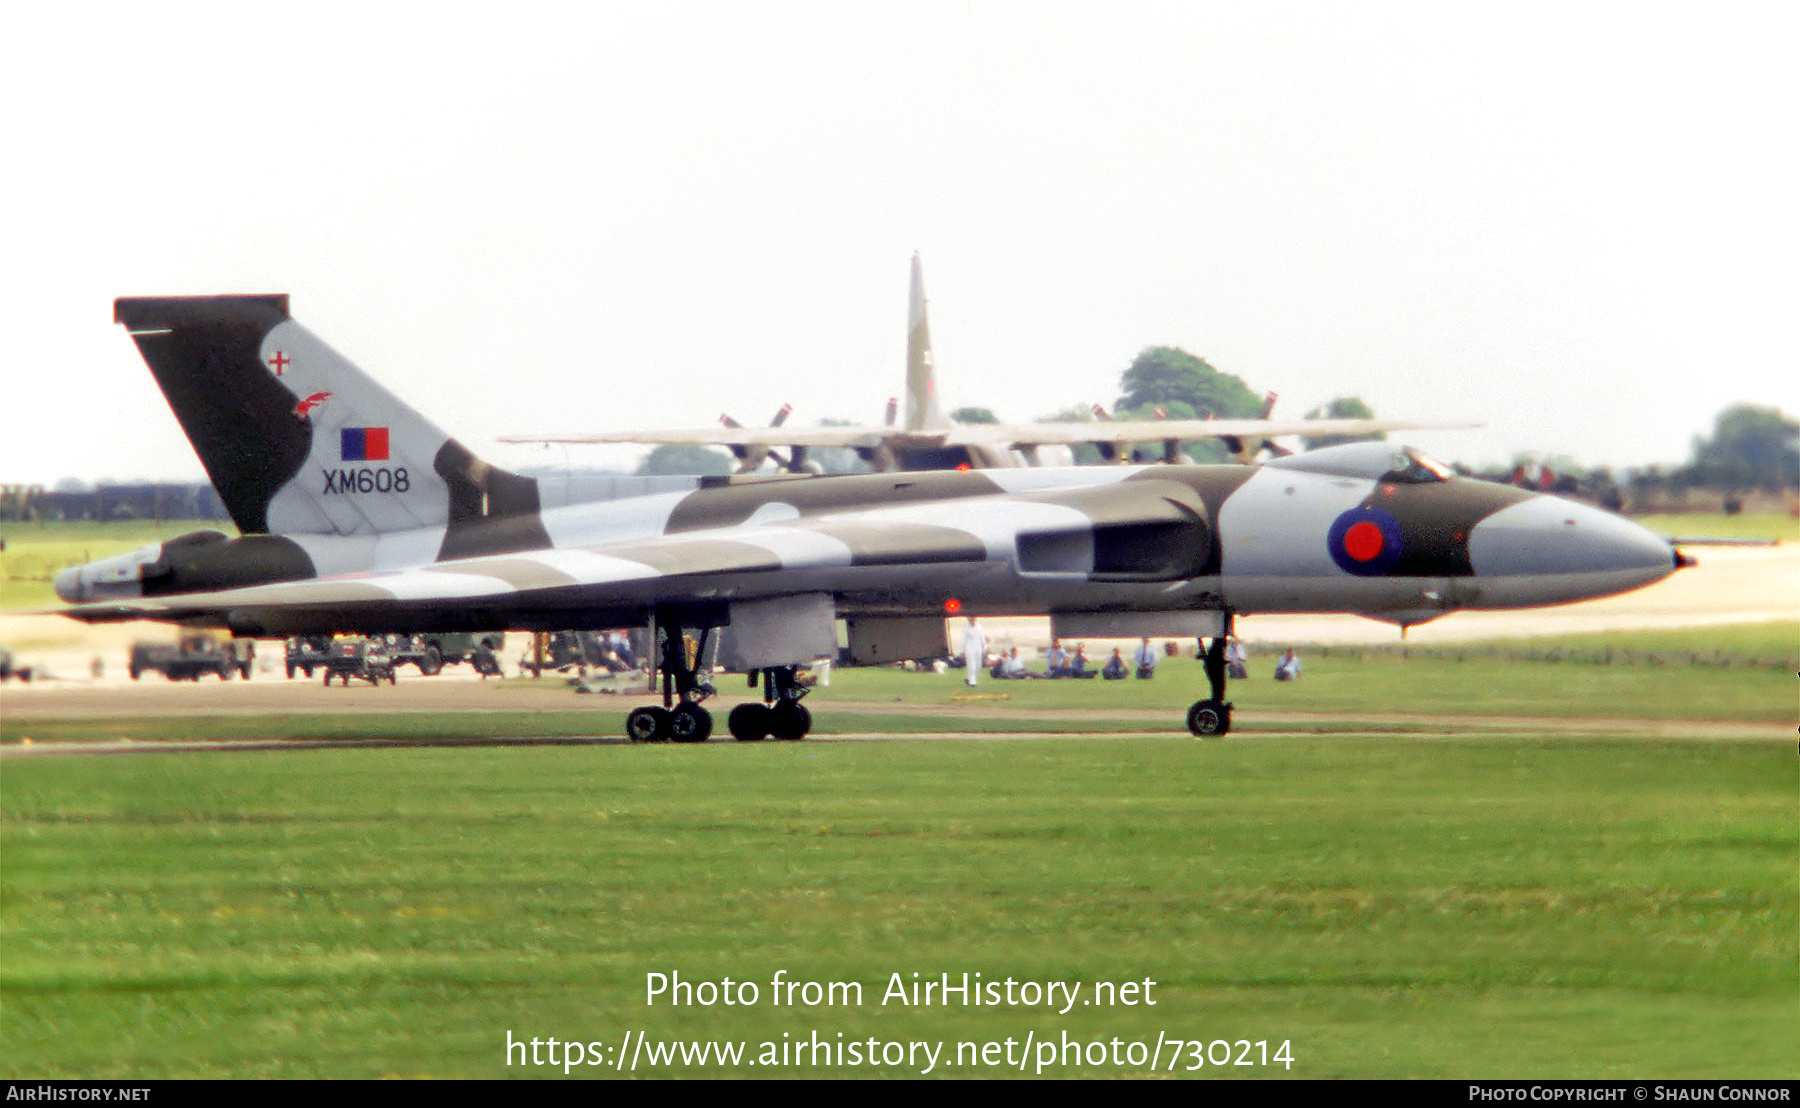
[[1187, 614, 1235, 738], [726, 666, 812, 742], [625, 622, 717, 743], [623, 621, 813, 743]]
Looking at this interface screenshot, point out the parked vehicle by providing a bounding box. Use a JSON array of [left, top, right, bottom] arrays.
[[0, 647, 33, 683], [380, 634, 445, 675], [320, 637, 397, 686], [286, 632, 501, 679], [130, 634, 254, 681], [427, 632, 505, 676], [285, 635, 333, 679]]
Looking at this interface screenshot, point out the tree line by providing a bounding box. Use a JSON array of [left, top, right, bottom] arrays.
[[630, 344, 1795, 496]]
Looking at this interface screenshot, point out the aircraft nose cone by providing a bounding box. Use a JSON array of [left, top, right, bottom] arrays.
[[1468, 495, 1678, 594], [54, 565, 84, 604]]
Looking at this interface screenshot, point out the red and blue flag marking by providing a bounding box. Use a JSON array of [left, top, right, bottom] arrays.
[[340, 427, 390, 462]]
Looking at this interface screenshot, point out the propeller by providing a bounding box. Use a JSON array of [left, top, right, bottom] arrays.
[[720, 404, 795, 473]]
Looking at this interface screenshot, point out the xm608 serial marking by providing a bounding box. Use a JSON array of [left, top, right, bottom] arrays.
[[323, 467, 410, 495]]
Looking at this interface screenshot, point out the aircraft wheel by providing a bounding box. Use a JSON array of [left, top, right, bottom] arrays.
[[769, 700, 811, 741], [130, 667, 142, 681], [286, 664, 296, 679], [1186, 699, 1232, 738], [669, 704, 713, 743], [728, 703, 771, 742], [626, 706, 670, 743], [322, 670, 332, 686], [421, 648, 443, 676]]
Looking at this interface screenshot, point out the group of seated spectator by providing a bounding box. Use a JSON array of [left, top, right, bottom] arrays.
[[990, 637, 1174, 680], [1041, 639, 1094, 679], [982, 636, 1298, 683], [1098, 638, 1166, 680], [988, 640, 1093, 679]]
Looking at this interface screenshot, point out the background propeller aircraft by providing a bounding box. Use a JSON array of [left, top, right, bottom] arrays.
[[55, 295, 1685, 740], [502, 255, 1469, 473]]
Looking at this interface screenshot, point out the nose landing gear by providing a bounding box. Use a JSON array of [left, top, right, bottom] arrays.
[[1187, 614, 1235, 738], [1186, 697, 1231, 737]]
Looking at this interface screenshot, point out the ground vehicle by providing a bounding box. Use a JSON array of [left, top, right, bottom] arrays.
[[319, 637, 397, 686], [0, 648, 32, 683], [381, 634, 445, 675], [130, 634, 253, 681], [286, 632, 498, 678], [285, 635, 333, 678], [427, 633, 504, 676]]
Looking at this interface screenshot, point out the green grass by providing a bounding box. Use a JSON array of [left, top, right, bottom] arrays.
[[804, 620, 1797, 727], [4, 621, 1793, 748], [805, 653, 1794, 724], [1426, 621, 1797, 660], [1630, 511, 1796, 543], [2, 739, 1793, 1078], [3, 658, 1790, 751], [4, 525, 1794, 1077]]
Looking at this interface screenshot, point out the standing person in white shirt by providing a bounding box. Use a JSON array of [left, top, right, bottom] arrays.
[[961, 618, 989, 687]]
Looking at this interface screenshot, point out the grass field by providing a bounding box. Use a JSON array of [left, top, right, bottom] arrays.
[[809, 641, 1797, 725], [3, 739, 1794, 1079], [1377, 620, 1795, 660], [1633, 511, 1796, 543], [3, 519, 1795, 1078], [5, 622, 1793, 747]]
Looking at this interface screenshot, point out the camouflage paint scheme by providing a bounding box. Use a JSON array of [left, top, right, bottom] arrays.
[[58, 297, 1680, 658]]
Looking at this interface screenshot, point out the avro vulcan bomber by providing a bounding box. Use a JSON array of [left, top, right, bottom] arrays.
[[56, 296, 1686, 740]]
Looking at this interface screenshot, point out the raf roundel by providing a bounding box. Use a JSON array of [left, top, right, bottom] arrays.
[[1327, 506, 1404, 576]]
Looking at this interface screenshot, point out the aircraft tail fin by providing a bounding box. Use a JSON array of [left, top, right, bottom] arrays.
[[904, 253, 951, 433], [113, 297, 544, 553]]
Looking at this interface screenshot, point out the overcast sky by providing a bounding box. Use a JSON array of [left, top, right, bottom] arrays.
[[3, 1, 1794, 487]]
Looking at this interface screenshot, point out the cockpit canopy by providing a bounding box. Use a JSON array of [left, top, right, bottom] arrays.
[[1264, 442, 1455, 484]]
